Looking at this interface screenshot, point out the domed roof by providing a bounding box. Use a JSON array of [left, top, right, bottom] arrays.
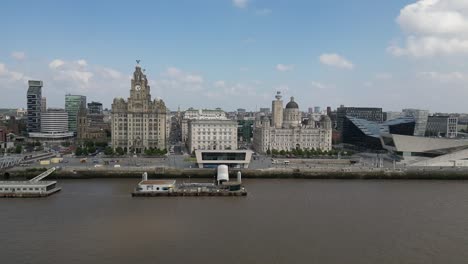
[[285, 97, 299, 109]]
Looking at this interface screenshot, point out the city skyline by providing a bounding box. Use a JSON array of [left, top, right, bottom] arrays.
[[1, 0, 468, 112]]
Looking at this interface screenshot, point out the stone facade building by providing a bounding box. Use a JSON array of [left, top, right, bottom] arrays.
[[111, 64, 167, 153], [187, 119, 237, 153], [77, 109, 108, 142], [253, 93, 332, 153], [181, 108, 227, 144]]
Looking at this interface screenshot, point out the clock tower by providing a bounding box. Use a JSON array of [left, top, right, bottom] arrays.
[[129, 63, 151, 111], [111, 61, 168, 154]]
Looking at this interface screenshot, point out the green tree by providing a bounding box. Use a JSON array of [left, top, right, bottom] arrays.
[[104, 147, 114, 156], [88, 146, 97, 154], [95, 142, 108, 148], [279, 150, 286, 156], [75, 147, 83, 156], [266, 149, 271, 155], [15, 145, 22, 154], [85, 141, 94, 148], [115, 147, 125, 156], [82, 148, 89, 156]]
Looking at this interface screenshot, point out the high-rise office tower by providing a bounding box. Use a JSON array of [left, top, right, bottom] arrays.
[[65, 94, 87, 133], [27, 80, 43, 133]]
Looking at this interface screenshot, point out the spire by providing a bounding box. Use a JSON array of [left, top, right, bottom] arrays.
[[133, 60, 145, 82], [275, 91, 282, 100]]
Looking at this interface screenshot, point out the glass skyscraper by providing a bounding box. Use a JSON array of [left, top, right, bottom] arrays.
[[65, 94, 87, 133]]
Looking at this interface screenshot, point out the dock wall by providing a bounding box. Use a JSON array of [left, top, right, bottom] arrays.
[[4, 167, 468, 180]]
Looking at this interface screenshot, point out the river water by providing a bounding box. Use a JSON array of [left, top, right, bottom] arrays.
[[1, 179, 468, 264]]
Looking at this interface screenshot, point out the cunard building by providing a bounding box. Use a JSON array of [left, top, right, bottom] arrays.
[[111, 63, 167, 153]]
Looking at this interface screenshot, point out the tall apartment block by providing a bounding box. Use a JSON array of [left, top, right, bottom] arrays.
[[27, 80, 43, 133]]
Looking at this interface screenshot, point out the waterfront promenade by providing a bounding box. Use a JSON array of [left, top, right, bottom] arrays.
[[4, 153, 468, 180]]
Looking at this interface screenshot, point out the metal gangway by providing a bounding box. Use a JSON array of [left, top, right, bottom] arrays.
[[0, 156, 23, 170], [30, 167, 56, 182]]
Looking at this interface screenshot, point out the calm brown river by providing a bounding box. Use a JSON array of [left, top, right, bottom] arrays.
[[1, 179, 468, 263]]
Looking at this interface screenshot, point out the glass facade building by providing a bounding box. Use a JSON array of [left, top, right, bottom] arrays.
[[87, 101, 103, 114], [65, 94, 87, 133], [336, 105, 383, 132], [342, 116, 415, 150]]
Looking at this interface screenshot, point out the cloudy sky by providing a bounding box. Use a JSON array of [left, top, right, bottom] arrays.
[[1, 0, 468, 113]]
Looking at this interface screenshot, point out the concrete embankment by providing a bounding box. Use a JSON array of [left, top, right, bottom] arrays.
[[4, 167, 468, 180]]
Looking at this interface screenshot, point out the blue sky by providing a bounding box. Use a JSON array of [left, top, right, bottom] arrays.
[[1, 0, 468, 113]]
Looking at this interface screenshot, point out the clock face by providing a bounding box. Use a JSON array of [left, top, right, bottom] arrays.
[[135, 85, 141, 91]]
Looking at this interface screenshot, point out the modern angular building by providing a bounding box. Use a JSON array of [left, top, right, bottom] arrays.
[[253, 93, 332, 153], [111, 63, 167, 153], [342, 116, 416, 150], [336, 105, 383, 132], [65, 94, 87, 133], [27, 80, 43, 133], [382, 134, 468, 166], [402, 109, 429, 136]]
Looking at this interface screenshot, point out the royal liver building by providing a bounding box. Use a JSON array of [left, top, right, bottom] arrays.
[[111, 63, 167, 153]]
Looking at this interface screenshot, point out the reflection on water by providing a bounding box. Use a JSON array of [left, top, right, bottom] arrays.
[[1, 179, 468, 264]]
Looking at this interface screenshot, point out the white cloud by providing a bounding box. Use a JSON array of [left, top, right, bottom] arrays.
[[276, 64, 294, 72], [76, 59, 88, 67], [49, 59, 65, 69], [418, 71, 468, 82], [256, 9, 272, 16], [0, 62, 29, 83], [319, 53, 354, 69], [162, 67, 204, 85], [311, 81, 327, 90], [213, 80, 226, 88], [154, 67, 205, 94], [99, 67, 123, 79], [233, 0, 249, 9], [375, 73, 393, 80], [390, 0, 468, 57], [165, 67, 182, 77], [11, 51, 26, 60], [47, 59, 124, 92]]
